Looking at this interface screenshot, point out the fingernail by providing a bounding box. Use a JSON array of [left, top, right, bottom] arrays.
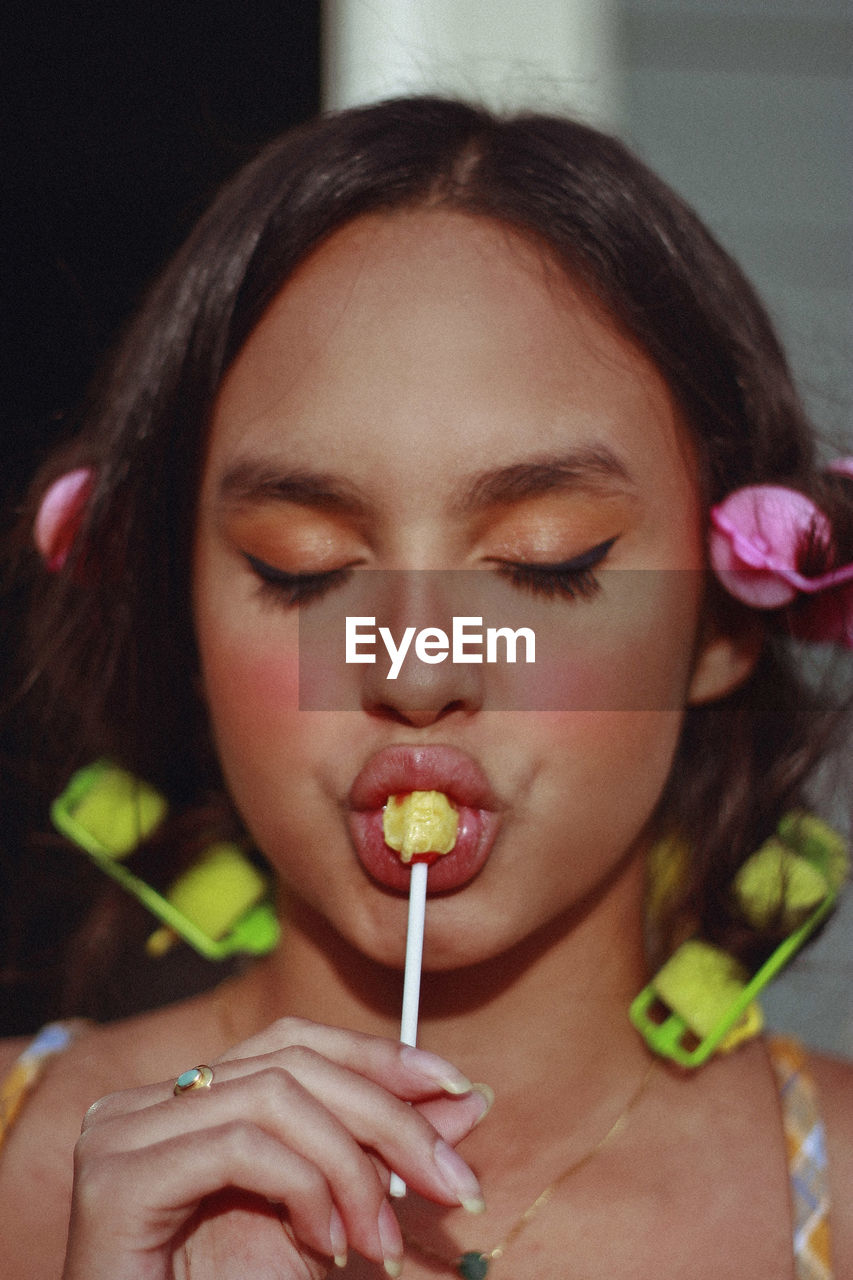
[[433, 1140, 486, 1214], [378, 1199, 404, 1277], [400, 1046, 473, 1095], [329, 1206, 348, 1268], [469, 1083, 495, 1126]]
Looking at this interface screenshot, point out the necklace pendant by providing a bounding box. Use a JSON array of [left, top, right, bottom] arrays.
[[456, 1252, 489, 1279]]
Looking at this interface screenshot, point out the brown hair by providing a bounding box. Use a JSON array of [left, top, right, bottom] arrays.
[[7, 96, 852, 1016]]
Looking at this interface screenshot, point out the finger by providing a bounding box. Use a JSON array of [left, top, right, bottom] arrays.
[[175, 1191, 333, 1280], [418, 1082, 494, 1145], [89, 1059, 486, 1218], [85, 1023, 490, 1204], [85, 1075, 395, 1263], [217, 1016, 476, 1100], [217, 1051, 487, 1210], [217, 1047, 484, 1190], [69, 1121, 349, 1271], [86, 1020, 475, 1127]]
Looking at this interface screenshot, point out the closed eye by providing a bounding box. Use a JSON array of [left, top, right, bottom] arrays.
[[243, 553, 355, 605], [490, 536, 617, 600]]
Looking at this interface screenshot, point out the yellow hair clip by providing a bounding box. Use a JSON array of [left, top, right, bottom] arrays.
[[52, 761, 280, 960], [632, 813, 848, 1068]]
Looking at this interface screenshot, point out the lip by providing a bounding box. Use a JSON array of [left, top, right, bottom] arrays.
[[347, 744, 502, 892]]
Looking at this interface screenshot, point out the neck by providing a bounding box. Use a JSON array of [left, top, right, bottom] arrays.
[[234, 853, 651, 1137]]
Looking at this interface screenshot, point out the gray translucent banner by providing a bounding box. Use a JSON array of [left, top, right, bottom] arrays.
[[296, 569, 715, 710]]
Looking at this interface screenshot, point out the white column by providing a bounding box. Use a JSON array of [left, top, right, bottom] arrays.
[[322, 0, 623, 128]]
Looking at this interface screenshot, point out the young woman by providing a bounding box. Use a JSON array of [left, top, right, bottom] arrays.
[[1, 97, 851, 1279]]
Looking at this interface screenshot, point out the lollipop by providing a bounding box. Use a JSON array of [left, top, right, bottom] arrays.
[[383, 789, 459, 862], [383, 790, 458, 1195]]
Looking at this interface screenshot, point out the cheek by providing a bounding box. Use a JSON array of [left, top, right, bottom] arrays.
[[197, 617, 302, 759], [530, 707, 685, 869], [494, 607, 698, 713], [485, 566, 703, 712], [196, 622, 331, 865], [536, 708, 683, 780], [241, 644, 301, 710]]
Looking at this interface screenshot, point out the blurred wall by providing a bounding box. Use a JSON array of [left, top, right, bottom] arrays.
[[622, 1, 851, 456], [323, 0, 622, 124]]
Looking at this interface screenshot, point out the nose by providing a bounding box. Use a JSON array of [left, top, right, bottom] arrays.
[[359, 570, 485, 726], [362, 657, 483, 726]]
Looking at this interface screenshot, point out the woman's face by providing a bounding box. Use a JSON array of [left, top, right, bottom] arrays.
[[193, 209, 740, 970]]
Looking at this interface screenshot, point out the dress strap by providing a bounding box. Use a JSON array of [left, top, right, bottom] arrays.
[[766, 1034, 833, 1280], [0, 1020, 88, 1152]]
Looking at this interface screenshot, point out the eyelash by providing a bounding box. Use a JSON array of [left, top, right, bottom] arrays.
[[492, 536, 616, 600], [244, 536, 618, 606], [243, 554, 354, 605]]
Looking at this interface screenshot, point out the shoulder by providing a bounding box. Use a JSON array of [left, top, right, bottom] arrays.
[[811, 1051, 853, 1276], [0, 1036, 30, 1078], [0, 993, 224, 1279], [0, 1023, 105, 1279], [811, 1049, 853, 1131]]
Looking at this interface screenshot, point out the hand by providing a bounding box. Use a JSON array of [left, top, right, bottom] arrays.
[[62, 1018, 490, 1280]]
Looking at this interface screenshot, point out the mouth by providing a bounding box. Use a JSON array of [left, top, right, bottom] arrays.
[[347, 744, 502, 892]]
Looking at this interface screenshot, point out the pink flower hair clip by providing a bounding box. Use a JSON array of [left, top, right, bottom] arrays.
[[33, 467, 94, 572], [709, 460, 853, 648]]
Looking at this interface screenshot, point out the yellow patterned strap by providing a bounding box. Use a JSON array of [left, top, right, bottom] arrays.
[[766, 1035, 833, 1280], [0, 1020, 89, 1152]]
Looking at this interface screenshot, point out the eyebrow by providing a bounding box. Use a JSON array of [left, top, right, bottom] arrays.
[[459, 446, 637, 510], [217, 445, 636, 517], [218, 462, 370, 518]]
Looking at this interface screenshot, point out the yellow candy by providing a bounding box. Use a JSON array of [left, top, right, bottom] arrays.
[[382, 791, 459, 863]]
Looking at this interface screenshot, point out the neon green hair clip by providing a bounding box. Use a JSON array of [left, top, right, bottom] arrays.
[[52, 761, 280, 960], [631, 812, 849, 1068]]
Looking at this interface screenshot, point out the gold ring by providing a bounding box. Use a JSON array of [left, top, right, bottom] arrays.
[[173, 1064, 214, 1094]]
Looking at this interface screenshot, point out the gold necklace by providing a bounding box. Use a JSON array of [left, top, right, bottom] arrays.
[[211, 979, 656, 1278], [402, 1059, 656, 1279]]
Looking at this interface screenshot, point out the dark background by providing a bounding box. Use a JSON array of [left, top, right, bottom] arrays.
[[1, 3, 321, 1034], [1, 2, 321, 509]]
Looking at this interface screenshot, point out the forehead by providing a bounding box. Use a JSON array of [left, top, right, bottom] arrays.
[[207, 208, 691, 495]]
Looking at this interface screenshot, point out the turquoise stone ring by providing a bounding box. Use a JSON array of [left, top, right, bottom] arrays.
[[173, 1064, 214, 1094]]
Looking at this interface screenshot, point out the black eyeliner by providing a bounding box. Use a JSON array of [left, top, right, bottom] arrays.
[[242, 552, 352, 604]]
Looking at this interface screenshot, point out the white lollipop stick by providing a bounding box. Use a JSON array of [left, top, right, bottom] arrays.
[[389, 858, 429, 1198]]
